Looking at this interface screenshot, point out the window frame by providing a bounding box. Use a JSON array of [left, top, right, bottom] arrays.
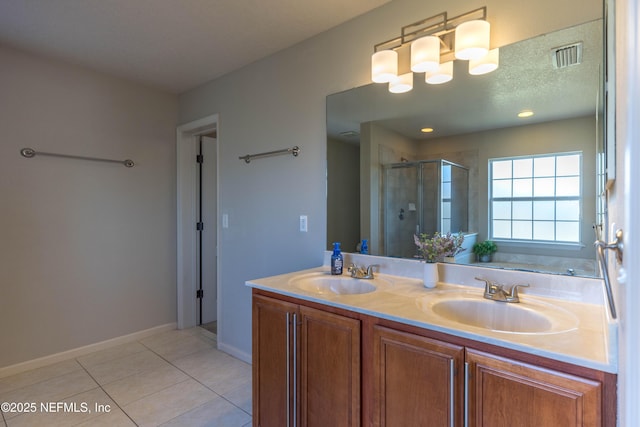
[[488, 151, 583, 245]]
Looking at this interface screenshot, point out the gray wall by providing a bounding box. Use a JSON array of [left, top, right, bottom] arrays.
[[0, 45, 178, 368], [178, 0, 601, 357]]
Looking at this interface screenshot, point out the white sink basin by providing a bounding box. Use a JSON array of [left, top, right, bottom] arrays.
[[416, 291, 579, 334], [289, 272, 388, 295]]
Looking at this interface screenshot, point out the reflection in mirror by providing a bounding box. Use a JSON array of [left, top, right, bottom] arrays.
[[383, 159, 469, 259], [326, 19, 604, 278]]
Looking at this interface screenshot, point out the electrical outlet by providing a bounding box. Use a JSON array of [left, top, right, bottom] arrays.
[[222, 214, 229, 229], [300, 215, 308, 232]]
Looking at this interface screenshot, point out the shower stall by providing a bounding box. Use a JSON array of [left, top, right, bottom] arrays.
[[383, 159, 469, 258]]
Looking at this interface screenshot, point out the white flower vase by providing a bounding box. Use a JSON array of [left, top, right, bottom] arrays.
[[423, 262, 439, 288]]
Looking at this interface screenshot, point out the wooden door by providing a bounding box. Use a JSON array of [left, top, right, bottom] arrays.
[[298, 305, 361, 427], [252, 295, 298, 427], [466, 349, 602, 427], [372, 325, 464, 427]]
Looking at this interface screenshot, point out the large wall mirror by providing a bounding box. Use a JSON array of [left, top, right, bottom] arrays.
[[327, 18, 606, 278]]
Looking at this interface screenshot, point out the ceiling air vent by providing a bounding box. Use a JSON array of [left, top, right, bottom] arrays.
[[339, 130, 360, 139], [551, 42, 583, 69]]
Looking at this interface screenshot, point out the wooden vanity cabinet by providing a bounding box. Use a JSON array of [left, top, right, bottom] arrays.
[[372, 325, 464, 427], [466, 349, 603, 427], [253, 290, 615, 427], [252, 294, 361, 427], [371, 326, 611, 427]]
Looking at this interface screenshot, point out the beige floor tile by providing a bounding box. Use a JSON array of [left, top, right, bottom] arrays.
[[190, 356, 251, 396], [123, 379, 217, 426], [222, 380, 252, 415], [172, 348, 239, 378], [143, 333, 215, 361], [82, 350, 170, 385], [7, 410, 75, 427], [160, 396, 251, 427], [75, 407, 136, 427], [102, 363, 189, 406], [0, 359, 81, 395], [1, 370, 98, 420], [198, 326, 217, 341], [1, 328, 252, 427], [77, 341, 148, 368], [139, 328, 202, 350]]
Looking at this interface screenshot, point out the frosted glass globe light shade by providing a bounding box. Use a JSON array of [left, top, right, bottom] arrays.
[[411, 36, 441, 73], [371, 50, 398, 83], [469, 48, 499, 75], [389, 72, 413, 93], [455, 20, 490, 60], [425, 61, 453, 84]]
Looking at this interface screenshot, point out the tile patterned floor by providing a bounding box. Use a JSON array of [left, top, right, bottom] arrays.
[[0, 327, 252, 426]]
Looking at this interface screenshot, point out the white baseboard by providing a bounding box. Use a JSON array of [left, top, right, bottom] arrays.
[[0, 323, 176, 379], [218, 341, 251, 364]]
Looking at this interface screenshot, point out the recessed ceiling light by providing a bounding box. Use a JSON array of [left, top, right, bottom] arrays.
[[518, 110, 534, 118], [421, 127, 434, 133]]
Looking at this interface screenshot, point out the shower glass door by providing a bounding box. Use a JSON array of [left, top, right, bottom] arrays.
[[383, 163, 418, 258]]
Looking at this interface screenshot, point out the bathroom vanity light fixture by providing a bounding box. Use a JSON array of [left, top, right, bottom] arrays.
[[469, 48, 499, 75], [389, 72, 414, 93], [371, 6, 498, 93]]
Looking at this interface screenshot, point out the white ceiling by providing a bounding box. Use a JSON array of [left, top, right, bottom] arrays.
[[0, 0, 390, 93]]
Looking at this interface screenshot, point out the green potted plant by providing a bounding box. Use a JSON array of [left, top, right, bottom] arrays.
[[472, 240, 497, 262]]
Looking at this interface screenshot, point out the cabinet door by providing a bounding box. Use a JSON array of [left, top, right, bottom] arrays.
[[298, 305, 361, 427], [466, 349, 602, 427], [252, 295, 298, 427], [372, 325, 465, 427]]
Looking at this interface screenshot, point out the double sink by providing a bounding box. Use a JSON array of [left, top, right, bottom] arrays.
[[288, 271, 579, 335]]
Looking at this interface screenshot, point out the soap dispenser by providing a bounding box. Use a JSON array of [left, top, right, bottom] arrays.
[[331, 242, 343, 275], [360, 239, 368, 255]]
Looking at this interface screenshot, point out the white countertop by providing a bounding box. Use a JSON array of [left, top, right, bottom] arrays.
[[246, 253, 617, 373]]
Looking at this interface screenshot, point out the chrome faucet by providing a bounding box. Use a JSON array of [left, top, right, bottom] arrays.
[[476, 277, 529, 303], [348, 263, 379, 279]]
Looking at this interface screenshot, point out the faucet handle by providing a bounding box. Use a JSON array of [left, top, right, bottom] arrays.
[[475, 277, 490, 287], [476, 277, 498, 292], [366, 264, 380, 276], [507, 283, 529, 300], [347, 263, 359, 276]]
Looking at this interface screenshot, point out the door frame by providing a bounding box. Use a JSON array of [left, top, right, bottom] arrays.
[[176, 114, 220, 330], [618, 0, 640, 422]]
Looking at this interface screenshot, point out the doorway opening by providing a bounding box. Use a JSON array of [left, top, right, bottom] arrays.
[[197, 133, 218, 335], [176, 114, 220, 335]]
